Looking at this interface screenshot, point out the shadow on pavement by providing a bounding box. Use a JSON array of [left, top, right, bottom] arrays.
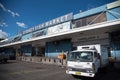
[[0, 60, 17, 64]]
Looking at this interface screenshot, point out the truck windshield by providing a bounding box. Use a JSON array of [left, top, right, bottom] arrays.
[[68, 51, 93, 62]]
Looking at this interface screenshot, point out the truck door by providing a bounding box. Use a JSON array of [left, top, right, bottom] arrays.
[[94, 52, 100, 73]]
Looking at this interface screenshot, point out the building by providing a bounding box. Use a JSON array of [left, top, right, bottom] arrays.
[[0, 1, 120, 62]]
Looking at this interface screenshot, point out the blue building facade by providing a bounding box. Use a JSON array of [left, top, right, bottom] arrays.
[[106, 1, 120, 61], [0, 0, 120, 59]]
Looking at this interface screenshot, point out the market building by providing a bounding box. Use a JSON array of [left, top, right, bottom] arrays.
[[0, 1, 120, 64]]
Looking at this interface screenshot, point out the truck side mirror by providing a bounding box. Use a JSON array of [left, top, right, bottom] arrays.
[[94, 52, 100, 59]]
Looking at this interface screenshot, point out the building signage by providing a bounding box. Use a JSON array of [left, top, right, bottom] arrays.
[[32, 29, 46, 38], [107, 0, 120, 9], [48, 21, 71, 34], [23, 27, 34, 35], [22, 13, 73, 35]]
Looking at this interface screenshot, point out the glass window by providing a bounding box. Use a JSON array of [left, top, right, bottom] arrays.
[[68, 51, 93, 62]]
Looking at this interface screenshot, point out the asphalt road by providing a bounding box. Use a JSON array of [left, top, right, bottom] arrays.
[[0, 60, 120, 80]]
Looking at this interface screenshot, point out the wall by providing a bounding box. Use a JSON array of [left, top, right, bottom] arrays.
[[106, 0, 120, 62], [107, 0, 120, 9], [110, 31, 120, 61], [106, 7, 120, 21], [47, 21, 71, 35], [111, 43, 120, 61], [45, 39, 71, 58], [21, 44, 32, 56], [106, 0, 120, 21], [73, 12, 106, 28], [21, 33, 32, 41], [72, 33, 109, 47], [74, 5, 106, 20], [0, 47, 16, 60], [32, 29, 47, 38]]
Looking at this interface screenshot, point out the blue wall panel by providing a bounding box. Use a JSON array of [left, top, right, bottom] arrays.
[[45, 39, 72, 58], [74, 5, 106, 19], [110, 31, 120, 61], [21, 44, 32, 56], [106, 7, 120, 21], [111, 44, 120, 61]]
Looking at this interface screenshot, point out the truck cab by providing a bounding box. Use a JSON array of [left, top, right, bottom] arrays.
[[66, 44, 108, 77]]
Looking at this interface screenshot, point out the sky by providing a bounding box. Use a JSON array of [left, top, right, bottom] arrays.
[[0, 0, 116, 39]]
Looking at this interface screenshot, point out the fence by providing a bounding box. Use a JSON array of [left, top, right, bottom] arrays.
[[16, 56, 67, 66]]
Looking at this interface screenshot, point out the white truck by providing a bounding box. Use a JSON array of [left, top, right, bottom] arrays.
[[66, 44, 108, 77]]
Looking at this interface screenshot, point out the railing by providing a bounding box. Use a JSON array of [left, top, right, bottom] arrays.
[[16, 56, 67, 66]]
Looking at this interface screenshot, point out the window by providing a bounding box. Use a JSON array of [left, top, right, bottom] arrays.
[[68, 51, 93, 62], [32, 30, 46, 38], [76, 20, 82, 27], [73, 12, 106, 28]]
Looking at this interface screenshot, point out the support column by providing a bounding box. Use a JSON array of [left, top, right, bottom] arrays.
[[14, 45, 21, 60]]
